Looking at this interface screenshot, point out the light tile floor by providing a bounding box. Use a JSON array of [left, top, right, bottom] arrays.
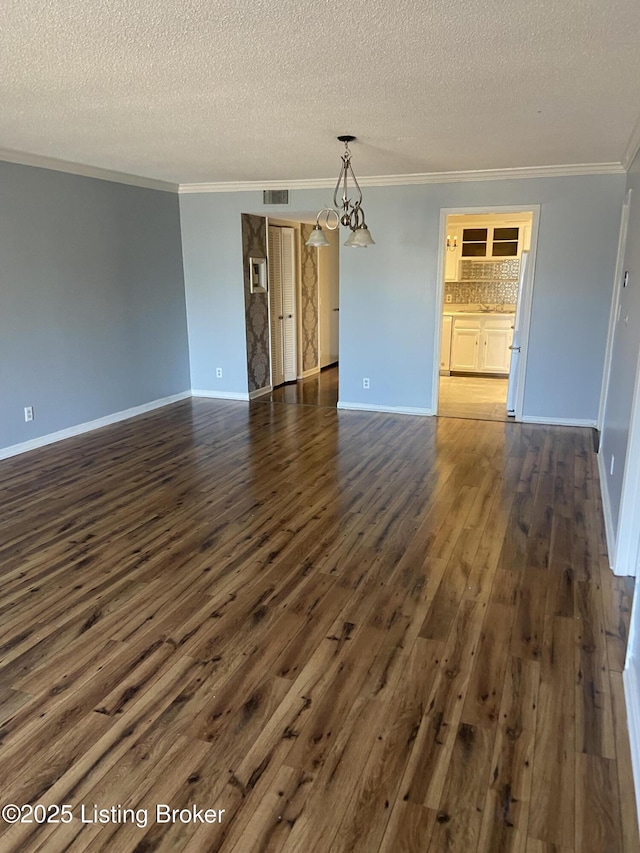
[[438, 374, 511, 422]]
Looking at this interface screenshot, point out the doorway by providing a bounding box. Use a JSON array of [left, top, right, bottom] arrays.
[[318, 228, 340, 370], [262, 216, 340, 409], [434, 207, 539, 422], [268, 225, 297, 387]]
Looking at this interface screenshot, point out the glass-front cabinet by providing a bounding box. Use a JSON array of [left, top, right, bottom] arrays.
[[444, 217, 531, 281], [461, 226, 521, 258]]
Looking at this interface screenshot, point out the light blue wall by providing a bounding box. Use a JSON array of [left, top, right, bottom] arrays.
[[180, 174, 626, 420], [601, 151, 640, 530], [0, 161, 190, 452], [1, 164, 624, 458], [340, 177, 625, 416], [179, 193, 251, 394]]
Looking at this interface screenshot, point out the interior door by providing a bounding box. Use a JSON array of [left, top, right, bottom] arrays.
[[268, 227, 284, 387], [507, 250, 529, 414], [268, 226, 297, 386], [280, 228, 297, 383]]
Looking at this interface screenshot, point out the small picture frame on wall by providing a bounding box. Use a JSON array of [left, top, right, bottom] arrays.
[[249, 257, 267, 294]]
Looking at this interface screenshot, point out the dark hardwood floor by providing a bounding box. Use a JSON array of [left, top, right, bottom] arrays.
[[265, 365, 338, 408], [0, 398, 637, 852]]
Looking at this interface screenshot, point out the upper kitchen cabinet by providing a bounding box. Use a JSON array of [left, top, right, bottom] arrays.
[[492, 227, 519, 257], [444, 214, 532, 281], [461, 228, 489, 257], [461, 224, 525, 259]]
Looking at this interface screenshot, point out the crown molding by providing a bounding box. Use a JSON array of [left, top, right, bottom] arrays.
[[623, 115, 640, 171], [0, 147, 179, 193], [0, 146, 626, 195], [178, 162, 626, 194]]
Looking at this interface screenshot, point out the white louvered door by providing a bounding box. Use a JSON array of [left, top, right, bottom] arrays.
[[280, 228, 297, 382], [268, 227, 284, 387], [268, 226, 297, 386]]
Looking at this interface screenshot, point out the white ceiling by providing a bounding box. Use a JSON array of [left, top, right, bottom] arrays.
[[1, 0, 640, 186]]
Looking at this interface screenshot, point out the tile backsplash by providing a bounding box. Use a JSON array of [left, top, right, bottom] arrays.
[[445, 258, 520, 304], [445, 280, 519, 304], [460, 259, 520, 280]]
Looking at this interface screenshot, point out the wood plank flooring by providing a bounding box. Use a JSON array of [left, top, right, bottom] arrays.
[[265, 365, 338, 408], [0, 398, 637, 852]]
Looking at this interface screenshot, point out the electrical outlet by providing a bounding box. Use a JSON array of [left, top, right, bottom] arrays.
[[216, 367, 223, 379], [362, 378, 370, 390], [24, 406, 34, 422], [445, 294, 453, 303], [610, 455, 615, 476]]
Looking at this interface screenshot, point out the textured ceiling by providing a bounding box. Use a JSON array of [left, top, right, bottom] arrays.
[[1, 0, 640, 185]]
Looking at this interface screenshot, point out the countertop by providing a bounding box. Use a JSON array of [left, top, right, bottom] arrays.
[[443, 310, 515, 317]]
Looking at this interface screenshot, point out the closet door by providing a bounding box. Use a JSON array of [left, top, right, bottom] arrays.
[[268, 227, 284, 387], [268, 226, 297, 386], [280, 228, 297, 383]]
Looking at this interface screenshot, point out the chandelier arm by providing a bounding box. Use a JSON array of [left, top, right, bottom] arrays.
[[317, 207, 340, 231], [347, 160, 363, 208], [349, 204, 365, 231], [333, 157, 348, 210]]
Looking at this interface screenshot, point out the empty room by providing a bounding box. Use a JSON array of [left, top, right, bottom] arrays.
[[2, 2, 640, 851]]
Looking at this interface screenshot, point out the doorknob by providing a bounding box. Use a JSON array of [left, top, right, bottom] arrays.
[[278, 315, 284, 320], [509, 345, 521, 351], [287, 314, 293, 319], [333, 308, 339, 312]]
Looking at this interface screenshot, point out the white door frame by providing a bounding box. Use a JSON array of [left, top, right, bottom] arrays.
[[598, 189, 632, 431], [432, 204, 541, 420], [614, 344, 640, 577]]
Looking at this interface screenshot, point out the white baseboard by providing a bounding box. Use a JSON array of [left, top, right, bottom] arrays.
[[299, 367, 320, 379], [249, 385, 273, 399], [598, 449, 618, 573], [0, 391, 191, 460], [624, 659, 640, 829], [520, 415, 598, 427], [337, 401, 433, 417], [192, 389, 249, 401]]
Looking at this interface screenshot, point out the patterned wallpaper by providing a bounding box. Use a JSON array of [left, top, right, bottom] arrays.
[[300, 225, 319, 373], [241, 214, 270, 392]]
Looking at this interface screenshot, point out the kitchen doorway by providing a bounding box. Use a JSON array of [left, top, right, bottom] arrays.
[[433, 207, 539, 422]]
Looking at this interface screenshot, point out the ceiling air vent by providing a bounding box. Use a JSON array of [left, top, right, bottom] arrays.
[[263, 189, 289, 206]]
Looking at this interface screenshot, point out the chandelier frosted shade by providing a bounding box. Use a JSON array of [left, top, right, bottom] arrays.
[[344, 227, 375, 248], [305, 223, 330, 247]]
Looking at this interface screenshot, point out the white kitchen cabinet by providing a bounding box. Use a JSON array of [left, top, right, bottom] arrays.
[[450, 314, 513, 375], [451, 323, 481, 371], [483, 326, 513, 373], [440, 315, 453, 373]]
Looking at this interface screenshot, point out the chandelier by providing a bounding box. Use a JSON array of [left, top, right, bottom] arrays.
[[305, 136, 375, 249]]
